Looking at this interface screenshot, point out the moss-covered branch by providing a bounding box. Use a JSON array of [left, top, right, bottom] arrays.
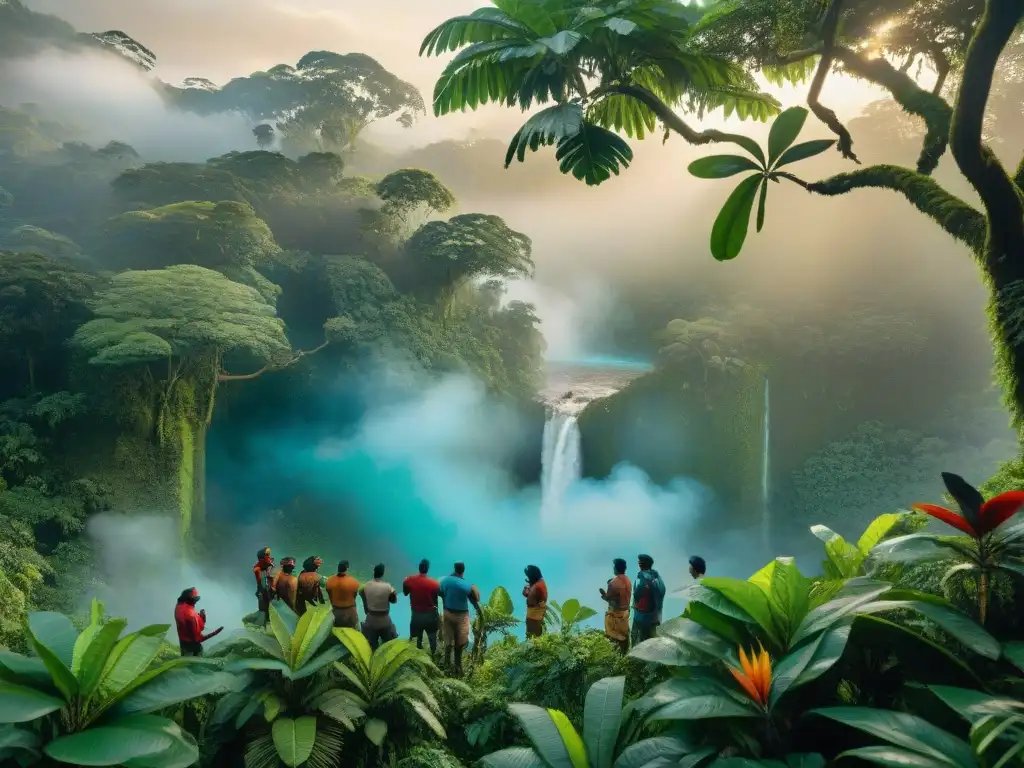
[[832, 47, 953, 175], [948, 0, 1024, 242], [217, 341, 329, 382], [777, 165, 986, 253], [805, 0, 858, 163]]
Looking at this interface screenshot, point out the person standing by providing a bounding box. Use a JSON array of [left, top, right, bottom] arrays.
[[438, 562, 481, 677], [253, 547, 275, 626], [522, 565, 548, 638], [689, 555, 706, 580], [325, 560, 361, 628], [600, 558, 632, 653], [174, 588, 223, 657], [361, 563, 398, 650], [631, 554, 666, 646], [271, 557, 298, 612], [403, 559, 441, 655], [296, 556, 325, 616]]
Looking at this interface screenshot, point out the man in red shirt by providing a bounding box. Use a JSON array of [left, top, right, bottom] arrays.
[[403, 559, 440, 655], [175, 587, 223, 656]]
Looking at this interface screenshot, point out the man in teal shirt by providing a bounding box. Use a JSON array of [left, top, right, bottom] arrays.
[[631, 553, 666, 645], [438, 562, 481, 676]]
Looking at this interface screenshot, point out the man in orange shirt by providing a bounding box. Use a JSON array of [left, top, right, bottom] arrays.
[[522, 564, 547, 638], [325, 560, 360, 628], [296, 556, 325, 616], [272, 557, 298, 612], [600, 558, 631, 653], [403, 559, 441, 655]]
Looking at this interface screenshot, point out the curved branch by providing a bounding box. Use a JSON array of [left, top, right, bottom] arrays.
[[926, 44, 950, 96], [805, 0, 859, 162], [949, 0, 1024, 244], [217, 341, 329, 382], [777, 165, 986, 253], [607, 84, 757, 146], [832, 47, 952, 175]]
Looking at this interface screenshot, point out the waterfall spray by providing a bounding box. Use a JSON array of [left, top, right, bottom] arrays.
[[540, 406, 583, 523]]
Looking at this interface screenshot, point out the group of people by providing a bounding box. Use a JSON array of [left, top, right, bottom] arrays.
[[174, 547, 707, 674]]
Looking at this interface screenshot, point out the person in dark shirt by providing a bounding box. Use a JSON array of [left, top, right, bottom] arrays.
[[403, 559, 441, 654], [252, 547, 275, 627], [689, 555, 706, 580], [631, 554, 666, 645], [174, 587, 223, 656]]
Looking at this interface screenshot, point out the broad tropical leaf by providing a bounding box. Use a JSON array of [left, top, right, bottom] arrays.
[[271, 716, 317, 768], [811, 707, 976, 768], [688, 154, 763, 178], [508, 703, 578, 768], [709, 175, 761, 261], [774, 139, 835, 168], [583, 676, 623, 768], [755, 178, 767, 232], [481, 747, 548, 768], [27, 612, 78, 670], [0, 682, 66, 723], [613, 737, 701, 768], [769, 622, 851, 707], [766, 107, 808, 167], [698, 575, 782, 647], [632, 676, 763, 722], [44, 715, 196, 767], [364, 717, 388, 746]]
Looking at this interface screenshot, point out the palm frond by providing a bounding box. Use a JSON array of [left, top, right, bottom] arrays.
[[420, 8, 530, 56], [305, 719, 347, 768], [587, 92, 658, 137], [685, 83, 782, 121], [763, 55, 819, 87], [431, 42, 540, 115]]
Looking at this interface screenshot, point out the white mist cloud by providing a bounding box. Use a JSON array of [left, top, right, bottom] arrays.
[[0, 49, 252, 160]]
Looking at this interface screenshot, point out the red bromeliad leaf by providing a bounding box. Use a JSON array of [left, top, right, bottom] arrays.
[[979, 491, 1024, 534], [912, 503, 978, 536]]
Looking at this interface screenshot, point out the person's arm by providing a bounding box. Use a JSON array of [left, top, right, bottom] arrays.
[[525, 584, 537, 608], [360, 586, 368, 613], [254, 566, 263, 592], [469, 585, 482, 615], [388, 587, 398, 605], [402, 577, 411, 597]]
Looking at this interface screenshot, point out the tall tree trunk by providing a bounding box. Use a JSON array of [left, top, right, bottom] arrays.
[[982, 236, 1024, 436]]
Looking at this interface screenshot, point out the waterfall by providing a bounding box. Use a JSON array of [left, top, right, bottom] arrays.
[[540, 406, 583, 521], [761, 376, 771, 547]]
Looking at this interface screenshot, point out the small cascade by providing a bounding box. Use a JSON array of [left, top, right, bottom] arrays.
[[540, 405, 583, 522], [761, 376, 771, 547]]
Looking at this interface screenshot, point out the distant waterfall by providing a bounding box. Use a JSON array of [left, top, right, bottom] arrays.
[[540, 407, 582, 521], [761, 377, 771, 546]]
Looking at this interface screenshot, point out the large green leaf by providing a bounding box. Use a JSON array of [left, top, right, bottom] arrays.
[[27, 612, 78, 670], [1003, 641, 1024, 674], [97, 633, 164, 701], [699, 576, 781, 647], [420, 7, 529, 57], [235, 629, 286, 661], [315, 689, 364, 730], [555, 120, 633, 186], [548, 709, 587, 768], [364, 717, 388, 746], [810, 707, 976, 767], [410, 697, 448, 739], [774, 139, 835, 168], [0, 724, 40, 753], [850, 615, 980, 688], [766, 557, 810, 644], [291, 605, 334, 671], [708, 174, 761, 261], [268, 605, 295, 666], [0, 682, 66, 723], [637, 677, 762, 722], [506, 103, 584, 165], [292, 644, 346, 681], [928, 685, 1024, 725], [111, 667, 237, 717], [271, 716, 317, 768], [509, 703, 577, 768], [489, 586, 515, 615], [790, 578, 892, 645], [44, 714, 189, 766], [858, 513, 910, 554], [755, 177, 767, 232], [26, 624, 78, 702], [584, 676, 623, 768], [612, 736, 697, 768], [854, 595, 1000, 660], [688, 154, 763, 178], [123, 728, 199, 768], [332, 628, 373, 675], [684, 601, 749, 645], [870, 534, 964, 564], [836, 746, 952, 768], [630, 618, 737, 667], [481, 748, 548, 768], [770, 621, 851, 708], [680, 584, 757, 624], [766, 107, 808, 168], [0, 652, 51, 688], [76, 619, 129, 700]]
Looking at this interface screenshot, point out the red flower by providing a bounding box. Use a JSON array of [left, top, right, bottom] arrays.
[[913, 490, 1024, 537]]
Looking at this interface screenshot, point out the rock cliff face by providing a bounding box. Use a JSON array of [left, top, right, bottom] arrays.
[[577, 362, 766, 524]]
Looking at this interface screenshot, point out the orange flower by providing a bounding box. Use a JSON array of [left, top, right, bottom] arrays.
[[728, 644, 771, 707]]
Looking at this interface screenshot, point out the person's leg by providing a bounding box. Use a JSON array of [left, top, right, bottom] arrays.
[[442, 613, 454, 667], [454, 641, 464, 676], [427, 628, 438, 655], [411, 615, 422, 648]]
